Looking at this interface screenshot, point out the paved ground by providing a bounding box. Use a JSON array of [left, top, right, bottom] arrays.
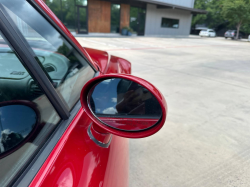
[[76, 36, 250, 187]]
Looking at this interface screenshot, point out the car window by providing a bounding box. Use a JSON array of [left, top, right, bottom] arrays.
[[1, 0, 95, 110], [0, 32, 61, 187]]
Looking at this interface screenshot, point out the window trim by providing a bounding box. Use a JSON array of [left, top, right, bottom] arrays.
[[161, 17, 179, 29]]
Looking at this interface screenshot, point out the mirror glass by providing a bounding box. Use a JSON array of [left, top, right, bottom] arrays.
[[0, 104, 37, 155], [88, 78, 162, 131]]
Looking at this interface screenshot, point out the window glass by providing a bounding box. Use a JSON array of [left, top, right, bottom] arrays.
[[62, 0, 76, 32], [0, 32, 60, 187], [130, 7, 139, 33], [161, 18, 179, 29], [76, 0, 87, 6], [1, 0, 95, 110], [46, 0, 87, 33], [130, 7, 146, 35], [111, 4, 120, 33], [77, 6, 88, 33]]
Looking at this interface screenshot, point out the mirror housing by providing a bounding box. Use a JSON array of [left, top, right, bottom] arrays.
[[81, 74, 167, 138]]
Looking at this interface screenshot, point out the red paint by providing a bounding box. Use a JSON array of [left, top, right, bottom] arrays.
[[80, 74, 167, 138], [99, 117, 158, 131], [83, 47, 131, 75], [105, 55, 131, 74], [55, 168, 73, 187], [28, 1, 131, 187], [29, 109, 129, 187], [27, 1, 167, 187], [83, 47, 109, 74], [34, 0, 98, 71]]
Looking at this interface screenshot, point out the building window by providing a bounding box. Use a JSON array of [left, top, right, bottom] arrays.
[[161, 18, 179, 29], [111, 4, 120, 33], [46, 0, 88, 33], [130, 7, 146, 35], [76, 0, 87, 6]]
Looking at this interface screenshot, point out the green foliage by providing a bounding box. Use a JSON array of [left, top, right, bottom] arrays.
[[127, 27, 134, 32], [122, 26, 129, 30], [193, 0, 250, 35], [111, 4, 120, 32], [222, 0, 250, 25], [192, 0, 224, 28], [222, 0, 250, 37], [47, 0, 77, 31]]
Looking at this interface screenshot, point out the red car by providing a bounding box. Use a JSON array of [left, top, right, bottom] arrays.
[[0, 0, 167, 186]]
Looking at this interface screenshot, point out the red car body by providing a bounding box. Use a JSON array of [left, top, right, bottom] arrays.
[[29, 1, 130, 186], [0, 1, 167, 186]]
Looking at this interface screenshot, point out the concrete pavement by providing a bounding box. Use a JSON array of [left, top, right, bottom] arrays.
[[76, 36, 250, 187]]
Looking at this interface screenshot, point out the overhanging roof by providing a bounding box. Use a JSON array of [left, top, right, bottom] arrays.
[[136, 0, 207, 14]]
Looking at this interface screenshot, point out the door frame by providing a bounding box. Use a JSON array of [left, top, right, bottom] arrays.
[[77, 5, 88, 34]]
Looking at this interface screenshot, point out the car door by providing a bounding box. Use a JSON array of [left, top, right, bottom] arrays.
[[0, 0, 129, 186]]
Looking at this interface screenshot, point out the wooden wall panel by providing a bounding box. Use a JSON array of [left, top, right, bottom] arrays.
[[88, 0, 111, 33], [120, 4, 130, 31]]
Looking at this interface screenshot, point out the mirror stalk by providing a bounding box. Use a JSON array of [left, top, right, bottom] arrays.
[[89, 123, 112, 145]]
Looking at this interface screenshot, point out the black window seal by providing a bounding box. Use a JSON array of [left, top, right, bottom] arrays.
[[13, 71, 99, 187], [27, 0, 97, 73], [0, 3, 70, 120]]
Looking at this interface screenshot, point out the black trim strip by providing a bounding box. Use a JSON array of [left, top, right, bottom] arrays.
[[0, 4, 70, 120], [13, 101, 82, 187], [27, 0, 97, 72], [87, 124, 112, 148]]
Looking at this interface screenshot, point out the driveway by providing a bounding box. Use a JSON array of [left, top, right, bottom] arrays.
[[76, 36, 250, 187]]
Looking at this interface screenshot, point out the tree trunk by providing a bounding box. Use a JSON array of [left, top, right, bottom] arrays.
[[236, 21, 242, 39]]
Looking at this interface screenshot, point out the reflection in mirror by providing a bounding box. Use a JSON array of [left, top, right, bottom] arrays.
[[0, 105, 37, 155], [88, 78, 162, 131]]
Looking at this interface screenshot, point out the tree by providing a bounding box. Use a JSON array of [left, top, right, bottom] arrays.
[[222, 0, 250, 39], [192, 0, 224, 29]]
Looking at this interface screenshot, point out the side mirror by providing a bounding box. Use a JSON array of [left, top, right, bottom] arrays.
[[0, 101, 40, 158], [81, 74, 167, 139]]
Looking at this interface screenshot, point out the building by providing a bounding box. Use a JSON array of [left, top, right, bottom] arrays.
[[44, 0, 206, 36]]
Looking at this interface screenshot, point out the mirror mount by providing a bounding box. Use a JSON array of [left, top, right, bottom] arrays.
[[87, 123, 112, 148]]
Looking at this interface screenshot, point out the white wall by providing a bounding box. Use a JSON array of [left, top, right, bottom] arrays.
[[152, 0, 195, 8], [144, 4, 192, 36]]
